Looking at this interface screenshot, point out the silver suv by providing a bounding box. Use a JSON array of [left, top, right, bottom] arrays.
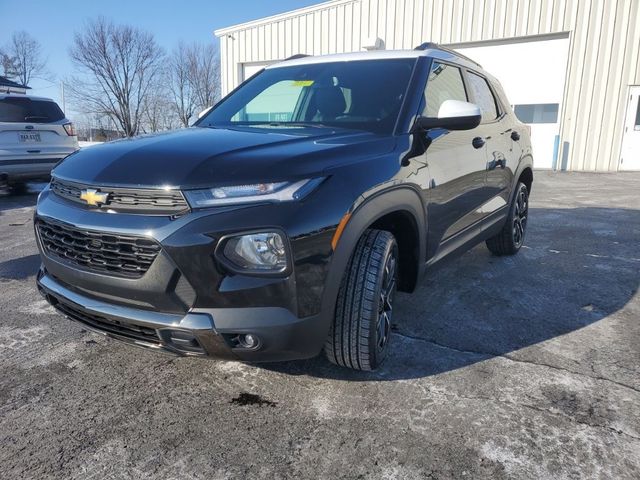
[[0, 94, 79, 187]]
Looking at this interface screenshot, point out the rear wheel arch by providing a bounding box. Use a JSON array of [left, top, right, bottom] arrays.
[[518, 166, 533, 195], [507, 160, 533, 208]]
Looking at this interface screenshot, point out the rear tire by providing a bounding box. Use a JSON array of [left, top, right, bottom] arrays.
[[486, 182, 529, 255], [325, 229, 398, 371]]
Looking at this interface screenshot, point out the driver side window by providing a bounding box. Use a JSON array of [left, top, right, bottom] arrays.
[[422, 62, 467, 117]]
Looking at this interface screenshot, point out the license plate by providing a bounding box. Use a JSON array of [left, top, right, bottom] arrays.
[[19, 132, 41, 143]]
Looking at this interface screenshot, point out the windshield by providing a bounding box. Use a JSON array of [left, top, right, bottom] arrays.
[[198, 59, 417, 134], [0, 97, 65, 123]]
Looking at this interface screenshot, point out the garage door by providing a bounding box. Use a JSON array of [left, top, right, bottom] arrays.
[[619, 86, 640, 171], [455, 35, 570, 169], [242, 62, 272, 81]]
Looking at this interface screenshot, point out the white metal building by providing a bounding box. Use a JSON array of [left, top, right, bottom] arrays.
[[215, 0, 640, 172]]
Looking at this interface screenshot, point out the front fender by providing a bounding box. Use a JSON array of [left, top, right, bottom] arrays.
[[316, 186, 427, 333]]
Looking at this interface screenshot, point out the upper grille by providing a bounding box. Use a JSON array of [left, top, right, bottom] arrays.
[[50, 178, 189, 215], [37, 218, 161, 278]]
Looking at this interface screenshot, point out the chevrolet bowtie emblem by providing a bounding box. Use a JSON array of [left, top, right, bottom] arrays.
[[80, 188, 109, 207]]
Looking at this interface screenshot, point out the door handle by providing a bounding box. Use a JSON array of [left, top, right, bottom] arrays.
[[511, 131, 520, 141], [487, 155, 506, 170], [472, 137, 485, 149]]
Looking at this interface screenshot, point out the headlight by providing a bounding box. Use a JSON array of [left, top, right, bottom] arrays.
[[184, 178, 324, 208], [220, 231, 288, 273]]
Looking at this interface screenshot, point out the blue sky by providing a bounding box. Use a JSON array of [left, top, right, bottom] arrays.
[[0, 0, 321, 115]]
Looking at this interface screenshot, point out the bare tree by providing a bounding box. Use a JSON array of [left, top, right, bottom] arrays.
[[5, 31, 47, 86], [68, 18, 165, 137], [167, 42, 198, 127], [141, 89, 178, 133], [0, 48, 18, 79], [187, 43, 221, 113]]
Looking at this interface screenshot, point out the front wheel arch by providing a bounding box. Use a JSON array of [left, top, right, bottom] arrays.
[[318, 187, 427, 334]]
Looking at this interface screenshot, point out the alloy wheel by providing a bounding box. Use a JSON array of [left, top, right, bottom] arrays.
[[377, 252, 397, 351], [512, 186, 528, 247]]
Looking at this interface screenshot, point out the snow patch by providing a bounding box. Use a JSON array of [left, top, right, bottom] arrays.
[[18, 299, 56, 316]]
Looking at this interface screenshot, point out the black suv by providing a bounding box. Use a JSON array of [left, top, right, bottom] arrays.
[[35, 44, 533, 371]]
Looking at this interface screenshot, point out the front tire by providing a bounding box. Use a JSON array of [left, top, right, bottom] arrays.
[[486, 182, 529, 255], [325, 229, 398, 371]]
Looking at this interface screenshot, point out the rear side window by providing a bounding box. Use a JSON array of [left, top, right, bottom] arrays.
[[423, 62, 467, 117], [466, 72, 499, 122], [0, 97, 65, 123]]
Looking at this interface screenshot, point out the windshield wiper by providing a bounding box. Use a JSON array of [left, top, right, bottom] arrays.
[[287, 122, 331, 128], [259, 121, 332, 128], [24, 116, 49, 122]]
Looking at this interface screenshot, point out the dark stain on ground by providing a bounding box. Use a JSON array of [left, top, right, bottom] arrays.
[[231, 393, 277, 407]]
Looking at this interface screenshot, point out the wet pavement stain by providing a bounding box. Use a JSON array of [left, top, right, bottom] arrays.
[[230, 393, 277, 407]]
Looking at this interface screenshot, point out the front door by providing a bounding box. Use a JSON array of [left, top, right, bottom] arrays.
[[418, 61, 491, 257], [620, 86, 640, 171]]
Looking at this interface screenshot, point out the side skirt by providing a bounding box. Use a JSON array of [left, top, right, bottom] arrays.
[[423, 206, 508, 274]]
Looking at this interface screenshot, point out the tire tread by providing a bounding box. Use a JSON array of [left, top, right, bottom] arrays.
[[325, 229, 395, 371]]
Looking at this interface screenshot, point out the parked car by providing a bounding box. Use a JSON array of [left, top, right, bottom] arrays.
[[0, 94, 78, 188], [34, 44, 533, 370]]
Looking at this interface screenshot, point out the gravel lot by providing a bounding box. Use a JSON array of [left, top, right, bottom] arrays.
[[1, 172, 639, 479]]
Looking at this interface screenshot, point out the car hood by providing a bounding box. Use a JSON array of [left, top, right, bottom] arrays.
[[53, 126, 397, 189]]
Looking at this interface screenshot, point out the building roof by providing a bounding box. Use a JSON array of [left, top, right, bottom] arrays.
[[214, 0, 350, 36], [0, 75, 30, 90]]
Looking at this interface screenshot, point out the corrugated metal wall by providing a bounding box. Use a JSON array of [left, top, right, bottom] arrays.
[[216, 0, 640, 172]]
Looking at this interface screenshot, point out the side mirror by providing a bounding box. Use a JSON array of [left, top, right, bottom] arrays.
[[415, 100, 482, 131]]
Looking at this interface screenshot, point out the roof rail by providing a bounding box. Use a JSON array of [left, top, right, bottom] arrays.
[[414, 42, 482, 68], [284, 53, 311, 61]]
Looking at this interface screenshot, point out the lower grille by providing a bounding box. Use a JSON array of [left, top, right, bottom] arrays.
[[37, 218, 161, 278], [53, 299, 160, 344]]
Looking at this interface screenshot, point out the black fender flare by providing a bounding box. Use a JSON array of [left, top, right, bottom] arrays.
[[317, 186, 427, 332], [510, 155, 534, 205]]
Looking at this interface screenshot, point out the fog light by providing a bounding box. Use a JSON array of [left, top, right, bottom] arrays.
[[239, 334, 260, 349], [222, 232, 287, 272]]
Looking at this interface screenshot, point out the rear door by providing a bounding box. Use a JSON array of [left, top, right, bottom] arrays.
[[420, 61, 492, 255], [464, 71, 514, 218]]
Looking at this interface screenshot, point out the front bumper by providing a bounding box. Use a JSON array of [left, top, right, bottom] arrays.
[[34, 183, 338, 362], [37, 271, 326, 361]]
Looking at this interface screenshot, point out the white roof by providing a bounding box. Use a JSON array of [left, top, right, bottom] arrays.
[[266, 48, 480, 71]]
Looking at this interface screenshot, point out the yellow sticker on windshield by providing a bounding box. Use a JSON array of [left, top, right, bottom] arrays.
[[292, 80, 314, 87]]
